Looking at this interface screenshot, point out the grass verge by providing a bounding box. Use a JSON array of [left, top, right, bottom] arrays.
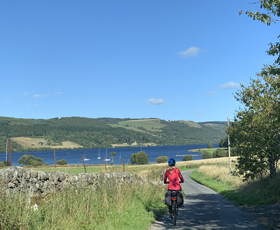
[[190, 169, 280, 206], [0, 178, 167, 230]]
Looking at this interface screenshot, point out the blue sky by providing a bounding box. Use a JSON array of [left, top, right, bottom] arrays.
[[0, 0, 278, 122]]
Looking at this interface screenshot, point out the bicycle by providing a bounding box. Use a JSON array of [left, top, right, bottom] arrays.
[[170, 190, 179, 226]]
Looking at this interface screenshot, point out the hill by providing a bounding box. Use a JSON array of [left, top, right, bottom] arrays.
[[0, 117, 227, 153]]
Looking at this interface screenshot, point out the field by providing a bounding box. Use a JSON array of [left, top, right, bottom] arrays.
[[11, 137, 83, 149], [110, 119, 166, 133]]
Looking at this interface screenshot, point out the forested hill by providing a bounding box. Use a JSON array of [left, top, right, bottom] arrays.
[[0, 117, 226, 153]]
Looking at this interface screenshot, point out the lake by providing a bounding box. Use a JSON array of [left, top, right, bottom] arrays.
[[0, 143, 219, 166]]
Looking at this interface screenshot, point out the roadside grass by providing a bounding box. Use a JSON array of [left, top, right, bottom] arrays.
[[0, 175, 167, 230], [190, 164, 280, 206], [189, 147, 227, 154]]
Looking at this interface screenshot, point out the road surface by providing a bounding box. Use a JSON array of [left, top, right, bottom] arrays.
[[147, 170, 267, 230]]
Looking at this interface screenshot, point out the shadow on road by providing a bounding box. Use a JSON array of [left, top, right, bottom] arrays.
[[148, 193, 267, 230]]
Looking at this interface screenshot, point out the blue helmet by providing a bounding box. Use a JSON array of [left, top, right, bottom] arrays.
[[168, 158, 176, 166]]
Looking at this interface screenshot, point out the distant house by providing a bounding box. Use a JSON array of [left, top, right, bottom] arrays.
[[131, 142, 137, 146]]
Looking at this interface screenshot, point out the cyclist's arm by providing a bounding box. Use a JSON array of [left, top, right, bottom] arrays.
[[178, 169, 184, 183], [163, 170, 169, 184]]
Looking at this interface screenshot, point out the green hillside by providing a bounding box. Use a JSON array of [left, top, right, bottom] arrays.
[[0, 117, 227, 153]]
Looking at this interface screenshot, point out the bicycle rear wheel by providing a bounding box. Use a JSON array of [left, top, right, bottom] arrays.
[[172, 203, 177, 226]]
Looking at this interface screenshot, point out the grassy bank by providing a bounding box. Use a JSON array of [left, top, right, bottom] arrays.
[[190, 164, 280, 206], [0, 176, 167, 230]]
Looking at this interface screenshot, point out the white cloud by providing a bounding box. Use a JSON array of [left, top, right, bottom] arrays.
[[33, 94, 46, 98], [178, 46, 200, 58], [219, 82, 241, 90], [55, 92, 62, 95], [206, 91, 217, 95], [146, 98, 165, 105], [196, 111, 203, 115], [23, 92, 29, 97]]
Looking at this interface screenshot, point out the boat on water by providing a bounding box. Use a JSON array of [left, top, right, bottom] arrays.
[[97, 149, 101, 159], [105, 149, 110, 161], [84, 151, 90, 161]]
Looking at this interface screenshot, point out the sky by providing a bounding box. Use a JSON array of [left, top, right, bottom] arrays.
[[0, 0, 279, 122]]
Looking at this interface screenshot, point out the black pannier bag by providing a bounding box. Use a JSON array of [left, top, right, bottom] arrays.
[[165, 191, 171, 206], [165, 191, 184, 207], [176, 191, 184, 207]]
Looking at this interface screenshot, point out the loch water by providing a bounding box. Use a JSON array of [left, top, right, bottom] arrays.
[[0, 143, 219, 166]]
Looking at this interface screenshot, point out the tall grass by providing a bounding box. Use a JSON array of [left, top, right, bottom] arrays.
[[0, 176, 167, 230], [191, 163, 280, 205]]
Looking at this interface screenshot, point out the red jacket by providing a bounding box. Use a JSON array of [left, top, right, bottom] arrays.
[[164, 167, 184, 190]]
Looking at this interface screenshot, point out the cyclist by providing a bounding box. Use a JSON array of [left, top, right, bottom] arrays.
[[164, 158, 184, 218]]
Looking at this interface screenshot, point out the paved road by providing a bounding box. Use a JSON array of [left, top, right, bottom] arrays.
[[147, 170, 267, 230]]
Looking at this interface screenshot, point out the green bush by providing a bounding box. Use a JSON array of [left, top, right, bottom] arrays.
[[202, 151, 213, 159], [182, 155, 193, 161], [57, 159, 67, 165], [213, 148, 227, 158], [18, 154, 45, 167], [130, 153, 137, 164], [156, 156, 168, 163], [130, 151, 149, 164], [0, 161, 10, 167], [207, 144, 213, 148]]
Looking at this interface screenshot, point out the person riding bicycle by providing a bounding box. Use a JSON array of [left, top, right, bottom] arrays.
[[164, 158, 184, 218]]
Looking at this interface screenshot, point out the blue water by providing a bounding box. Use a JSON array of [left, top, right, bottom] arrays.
[[0, 144, 218, 166]]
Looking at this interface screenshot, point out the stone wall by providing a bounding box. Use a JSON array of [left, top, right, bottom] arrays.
[[0, 166, 150, 198]]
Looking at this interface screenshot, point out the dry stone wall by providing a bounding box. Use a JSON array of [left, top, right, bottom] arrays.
[[0, 166, 150, 198]]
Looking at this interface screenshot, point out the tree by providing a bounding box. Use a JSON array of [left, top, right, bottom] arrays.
[[135, 151, 149, 164], [228, 75, 280, 179], [130, 151, 149, 164], [207, 144, 213, 148], [228, 2, 280, 180], [109, 151, 116, 164], [130, 153, 137, 164], [57, 159, 67, 165], [156, 156, 168, 163], [182, 155, 193, 161], [18, 154, 45, 167]]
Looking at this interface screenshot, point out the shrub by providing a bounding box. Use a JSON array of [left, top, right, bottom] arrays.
[[130, 151, 149, 164], [202, 151, 213, 159], [131, 153, 137, 164], [156, 156, 168, 163], [57, 159, 67, 165], [207, 144, 213, 148], [182, 155, 193, 161], [213, 148, 227, 158], [0, 161, 9, 167], [18, 154, 45, 167]]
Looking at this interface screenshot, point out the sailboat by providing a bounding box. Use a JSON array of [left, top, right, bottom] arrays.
[[97, 148, 101, 159], [84, 151, 90, 161], [105, 148, 110, 161]]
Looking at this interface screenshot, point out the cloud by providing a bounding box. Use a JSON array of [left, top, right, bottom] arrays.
[[33, 94, 46, 98], [196, 111, 203, 115], [54, 92, 62, 95], [178, 46, 200, 58], [219, 82, 241, 90], [146, 98, 165, 105], [23, 92, 29, 97], [206, 91, 217, 95]]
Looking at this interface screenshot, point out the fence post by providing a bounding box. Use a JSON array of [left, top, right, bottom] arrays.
[[104, 158, 107, 171], [82, 155, 87, 173], [9, 139, 12, 166], [123, 159, 125, 172], [53, 149, 56, 168]]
